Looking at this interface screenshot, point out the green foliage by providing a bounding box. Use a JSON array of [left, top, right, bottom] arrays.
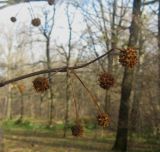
[[145, 136, 160, 145], [85, 122, 97, 130], [1, 119, 99, 134], [1, 119, 54, 132]]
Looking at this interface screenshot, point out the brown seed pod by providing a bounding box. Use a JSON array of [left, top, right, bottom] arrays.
[[17, 83, 25, 94], [119, 48, 137, 68], [33, 77, 49, 93], [71, 124, 83, 137], [97, 113, 110, 127], [98, 72, 114, 90], [48, 0, 55, 5], [10, 17, 17, 22], [31, 18, 41, 27]]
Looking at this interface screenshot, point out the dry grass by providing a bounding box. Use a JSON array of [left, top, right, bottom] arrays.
[[3, 132, 112, 152], [0, 130, 159, 152]]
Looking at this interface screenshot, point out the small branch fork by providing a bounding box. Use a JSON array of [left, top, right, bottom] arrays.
[[0, 48, 121, 87]]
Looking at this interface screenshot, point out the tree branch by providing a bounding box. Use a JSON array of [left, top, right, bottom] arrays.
[[0, 49, 119, 87], [143, 0, 158, 5]]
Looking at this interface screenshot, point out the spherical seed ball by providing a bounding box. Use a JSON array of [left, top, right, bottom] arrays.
[[31, 18, 41, 27], [10, 17, 16, 22], [33, 77, 49, 93], [119, 48, 137, 68], [97, 113, 110, 127], [71, 124, 83, 137], [48, 0, 55, 5], [98, 72, 114, 90]]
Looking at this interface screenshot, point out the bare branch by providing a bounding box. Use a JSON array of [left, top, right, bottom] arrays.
[[143, 0, 158, 5], [0, 49, 120, 87]]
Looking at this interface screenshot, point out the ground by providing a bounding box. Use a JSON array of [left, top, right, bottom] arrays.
[[0, 120, 159, 152]]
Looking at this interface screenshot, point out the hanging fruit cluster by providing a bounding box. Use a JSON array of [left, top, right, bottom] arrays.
[[10, 17, 17, 22], [33, 77, 49, 93], [31, 18, 41, 27], [119, 48, 137, 68], [97, 113, 110, 127], [98, 72, 114, 90], [71, 124, 84, 137]]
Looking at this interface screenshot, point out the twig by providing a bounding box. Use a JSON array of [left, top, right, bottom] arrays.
[[71, 70, 102, 113]]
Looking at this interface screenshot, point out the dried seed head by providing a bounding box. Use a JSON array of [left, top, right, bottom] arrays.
[[17, 83, 25, 94], [97, 113, 110, 127], [31, 18, 41, 27], [98, 72, 114, 90], [33, 77, 49, 93], [48, 0, 55, 5], [119, 48, 137, 68], [10, 17, 16, 22], [71, 124, 83, 137]]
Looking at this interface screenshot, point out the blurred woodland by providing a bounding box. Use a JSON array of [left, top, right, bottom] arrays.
[[0, 0, 159, 152]]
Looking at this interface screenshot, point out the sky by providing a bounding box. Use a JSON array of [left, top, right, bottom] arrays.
[[0, 1, 84, 39], [0, 1, 86, 62], [0, 0, 158, 63]]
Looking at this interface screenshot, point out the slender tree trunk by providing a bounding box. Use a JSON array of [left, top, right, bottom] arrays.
[[63, 6, 72, 137], [154, 0, 160, 138], [158, 0, 160, 108], [130, 75, 142, 133], [39, 94, 43, 117], [46, 38, 55, 126], [7, 85, 12, 120], [148, 90, 159, 137], [30, 97, 35, 118], [48, 78, 54, 126], [104, 90, 111, 113], [20, 94, 24, 121], [0, 129, 4, 152], [104, 0, 117, 114], [110, 0, 117, 71], [113, 0, 141, 151], [63, 70, 71, 137]]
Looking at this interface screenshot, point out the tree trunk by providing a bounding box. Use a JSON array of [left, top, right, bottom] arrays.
[[113, 69, 134, 151], [46, 38, 55, 126], [158, 0, 160, 109], [20, 94, 24, 121], [130, 75, 142, 133], [130, 29, 144, 134], [7, 85, 12, 120], [0, 129, 4, 152], [30, 96, 35, 118], [113, 0, 141, 151], [63, 6, 72, 137], [63, 70, 71, 137], [39, 94, 43, 117], [104, 0, 117, 114], [154, 0, 160, 139]]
